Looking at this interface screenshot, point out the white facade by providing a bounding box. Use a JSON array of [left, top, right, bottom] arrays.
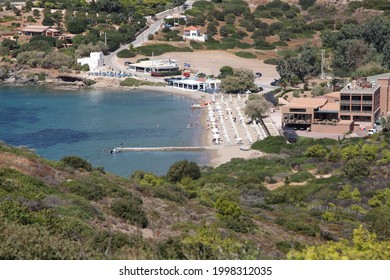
[[77, 52, 104, 71], [128, 59, 179, 73], [183, 26, 207, 42], [167, 78, 221, 91]]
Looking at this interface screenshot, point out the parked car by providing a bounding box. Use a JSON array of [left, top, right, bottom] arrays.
[[368, 128, 377, 135], [255, 72, 262, 78], [271, 79, 281, 86]]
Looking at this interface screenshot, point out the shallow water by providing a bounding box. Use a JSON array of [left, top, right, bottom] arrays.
[[0, 86, 208, 177]]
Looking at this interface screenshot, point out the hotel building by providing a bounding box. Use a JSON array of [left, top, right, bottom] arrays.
[[281, 76, 390, 134]]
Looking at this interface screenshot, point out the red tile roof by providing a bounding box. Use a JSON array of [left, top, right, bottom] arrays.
[[183, 26, 200, 31]]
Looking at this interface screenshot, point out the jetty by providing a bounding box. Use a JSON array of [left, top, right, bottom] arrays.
[[111, 146, 210, 153]]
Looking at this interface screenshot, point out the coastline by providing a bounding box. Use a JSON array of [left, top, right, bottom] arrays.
[[1, 78, 265, 169]]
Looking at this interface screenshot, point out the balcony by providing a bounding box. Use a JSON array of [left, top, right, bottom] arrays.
[[284, 119, 311, 124], [312, 119, 338, 126]]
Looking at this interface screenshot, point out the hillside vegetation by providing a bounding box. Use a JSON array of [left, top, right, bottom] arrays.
[[2, 131, 390, 259]]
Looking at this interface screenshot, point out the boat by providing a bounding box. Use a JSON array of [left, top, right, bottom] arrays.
[[239, 146, 250, 151], [191, 101, 208, 109], [191, 104, 202, 109], [110, 148, 121, 154]]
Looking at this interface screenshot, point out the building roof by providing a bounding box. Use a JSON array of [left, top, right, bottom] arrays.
[[46, 28, 60, 33], [318, 102, 339, 112], [22, 25, 50, 32], [338, 120, 353, 125], [340, 85, 380, 94], [129, 59, 178, 68], [183, 26, 200, 31], [324, 92, 340, 99], [288, 98, 327, 108]]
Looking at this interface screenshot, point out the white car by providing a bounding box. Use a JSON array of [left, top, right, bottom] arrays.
[[368, 128, 377, 135]]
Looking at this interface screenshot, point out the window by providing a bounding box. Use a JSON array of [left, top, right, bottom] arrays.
[[362, 106, 372, 112], [290, 108, 306, 112], [351, 106, 360, 111], [341, 95, 350, 101], [353, 116, 371, 122], [340, 115, 350, 120]]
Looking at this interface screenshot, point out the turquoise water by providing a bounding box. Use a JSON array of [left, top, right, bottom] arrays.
[[0, 86, 208, 177]]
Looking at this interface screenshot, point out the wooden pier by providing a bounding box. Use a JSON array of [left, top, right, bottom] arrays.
[[112, 146, 210, 153]]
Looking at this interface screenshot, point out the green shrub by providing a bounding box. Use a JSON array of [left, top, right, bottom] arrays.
[[110, 196, 148, 228], [343, 158, 370, 179], [64, 180, 105, 201], [166, 160, 201, 182], [276, 217, 319, 236], [251, 136, 288, 153], [117, 49, 137, 58], [83, 79, 96, 86], [264, 58, 279, 65], [136, 44, 193, 56], [304, 144, 328, 158], [234, 51, 257, 59], [190, 40, 204, 50], [60, 156, 92, 171], [276, 240, 305, 254], [120, 78, 164, 87], [288, 171, 314, 183], [322, 211, 337, 221], [272, 41, 288, 47]]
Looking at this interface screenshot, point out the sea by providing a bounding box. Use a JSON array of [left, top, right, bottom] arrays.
[[0, 86, 209, 177]]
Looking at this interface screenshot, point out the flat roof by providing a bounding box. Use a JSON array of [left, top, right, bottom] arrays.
[[22, 25, 50, 32], [129, 59, 178, 68], [287, 98, 327, 108], [174, 79, 202, 85], [340, 85, 380, 94], [338, 120, 353, 125], [324, 92, 340, 99], [318, 102, 339, 112]]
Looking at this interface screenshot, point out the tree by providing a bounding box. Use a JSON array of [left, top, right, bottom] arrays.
[[4, 0, 11, 10], [244, 94, 270, 121], [311, 84, 331, 96], [224, 13, 235, 25], [24, 0, 33, 12], [333, 39, 370, 75], [218, 65, 233, 78], [343, 158, 370, 179], [288, 225, 390, 259], [166, 160, 201, 182], [304, 144, 327, 158], [362, 17, 390, 53], [66, 17, 89, 34], [42, 17, 54, 26], [221, 68, 257, 94], [366, 207, 390, 240], [219, 25, 229, 37], [276, 45, 321, 83], [96, 0, 122, 13], [32, 9, 41, 18]]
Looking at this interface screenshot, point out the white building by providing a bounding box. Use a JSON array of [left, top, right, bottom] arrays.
[[182, 26, 207, 42], [166, 77, 221, 92], [127, 59, 180, 74], [77, 52, 104, 71]]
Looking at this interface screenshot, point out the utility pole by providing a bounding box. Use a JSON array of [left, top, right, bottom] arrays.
[[321, 49, 326, 80], [104, 32, 107, 45]]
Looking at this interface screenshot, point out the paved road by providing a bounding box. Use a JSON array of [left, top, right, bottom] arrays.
[[104, 1, 197, 73]]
